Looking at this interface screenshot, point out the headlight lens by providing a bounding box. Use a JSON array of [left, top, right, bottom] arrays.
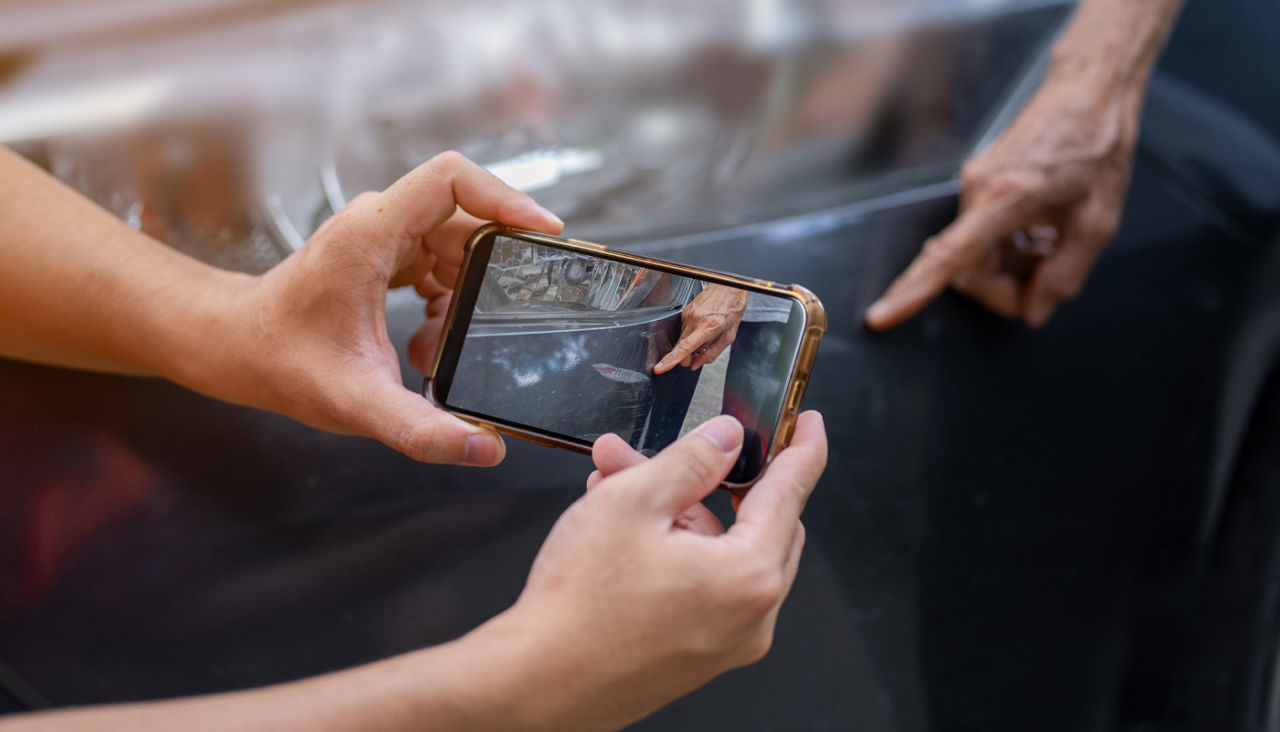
[[478, 236, 699, 314]]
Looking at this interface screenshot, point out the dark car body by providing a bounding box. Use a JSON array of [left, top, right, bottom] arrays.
[[2, 0, 1280, 729]]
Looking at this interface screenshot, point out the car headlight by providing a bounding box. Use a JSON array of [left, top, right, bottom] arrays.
[[478, 236, 699, 315]]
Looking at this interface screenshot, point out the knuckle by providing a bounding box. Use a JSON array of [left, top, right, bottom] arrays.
[[679, 442, 724, 488], [322, 194, 378, 241], [960, 160, 988, 189], [397, 425, 434, 462], [430, 149, 468, 171], [988, 171, 1038, 198], [921, 235, 961, 269], [396, 420, 457, 463], [738, 560, 785, 613]]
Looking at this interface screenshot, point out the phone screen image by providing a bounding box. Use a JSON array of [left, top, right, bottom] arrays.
[[435, 234, 809, 485]]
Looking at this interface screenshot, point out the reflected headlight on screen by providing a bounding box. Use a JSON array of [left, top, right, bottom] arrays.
[[477, 237, 699, 315]]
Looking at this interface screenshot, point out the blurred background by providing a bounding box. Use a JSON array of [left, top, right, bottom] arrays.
[[4, 1, 1280, 731], [0, 0, 1067, 266]]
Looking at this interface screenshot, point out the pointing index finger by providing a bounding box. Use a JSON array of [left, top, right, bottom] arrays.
[[865, 197, 1029, 330], [655, 328, 710, 374]]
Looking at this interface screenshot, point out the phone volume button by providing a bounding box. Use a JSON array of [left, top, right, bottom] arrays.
[[787, 380, 805, 411]]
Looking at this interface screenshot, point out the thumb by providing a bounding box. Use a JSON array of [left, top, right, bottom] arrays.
[[365, 380, 506, 466], [618, 415, 743, 516]]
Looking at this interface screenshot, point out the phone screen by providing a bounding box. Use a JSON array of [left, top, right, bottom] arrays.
[[434, 233, 808, 484]]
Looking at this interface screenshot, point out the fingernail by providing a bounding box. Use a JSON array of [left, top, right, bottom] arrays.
[[695, 416, 743, 454], [532, 203, 563, 228], [465, 433, 502, 466]]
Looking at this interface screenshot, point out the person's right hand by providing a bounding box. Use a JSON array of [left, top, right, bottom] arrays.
[[494, 412, 827, 730]]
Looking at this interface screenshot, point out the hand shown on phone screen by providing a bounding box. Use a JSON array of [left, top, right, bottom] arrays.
[[654, 284, 749, 374]]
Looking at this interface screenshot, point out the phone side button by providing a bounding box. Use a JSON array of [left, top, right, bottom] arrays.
[[787, 379, 806, 411]]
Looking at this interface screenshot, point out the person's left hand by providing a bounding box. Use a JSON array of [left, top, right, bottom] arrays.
[[654, 284, 749, 374], [208, 152, 562, 466], [586, 431, 727, 535], [485, 412, 826, 730]]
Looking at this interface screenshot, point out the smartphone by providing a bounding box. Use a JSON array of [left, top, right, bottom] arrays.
[[425, 223, 826, 487]]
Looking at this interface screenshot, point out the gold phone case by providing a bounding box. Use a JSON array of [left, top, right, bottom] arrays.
[[425, 223, 827, 487]]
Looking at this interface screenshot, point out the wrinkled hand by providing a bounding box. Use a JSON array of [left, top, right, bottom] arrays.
[[654, 284, 749, 374], [502, 412, 826, 730], [230, 152, 562, 465], [865, 72, 1142, 330]]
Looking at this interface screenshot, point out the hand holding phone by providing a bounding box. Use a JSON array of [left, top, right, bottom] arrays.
[[494, 411, 827, 730]]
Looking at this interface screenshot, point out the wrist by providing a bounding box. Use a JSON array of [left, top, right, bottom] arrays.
[[1044, 56, 1150, 114], [142, 264, 261, 399], [1045, 0, 1183, 106], [1034, 58, 1148, 153], [441, 603, 577, 730], [443, 599, 643, 731]]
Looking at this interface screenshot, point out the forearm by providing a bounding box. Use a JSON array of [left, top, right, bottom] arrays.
[[1048, 0, 1185, 100], [0, 146, 251, 380], [0, 609, 571, 732]]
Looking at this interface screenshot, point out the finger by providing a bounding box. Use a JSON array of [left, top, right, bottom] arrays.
[[391, 251, 436, 290], [780, 521, 806, 594], [414, 270, 452, 300], [689, 331, 734, 371], [1022, 215, 1110, 328], [591, 432, 647, 476], [729, 411, 827, 560], [590, 437, 722, 536], [422, 210, 488, 269], [361, 378, 506, 466], [864, 200, 1032, 330], [408, 280, 455, 373], [655, 328, 713, 374], [426, 293, 452, 318], [389, 208, 479, 287], [378, 151, 563, 254], [433, 261, 462, 289], [951, 269, 1024, 318], [614, 415, 743, 516], [408, 315, 447, 374], [1022, 249, 1093, 328], [756, 522, 807, 635]]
